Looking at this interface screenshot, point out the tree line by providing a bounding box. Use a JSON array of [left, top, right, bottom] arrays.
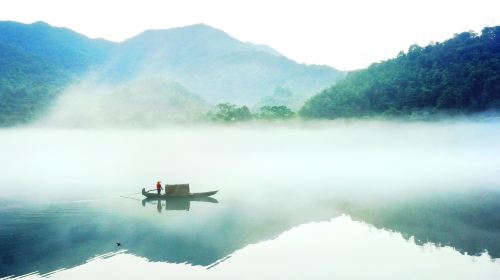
[[299, 26, 500, 119], [207, 103, 295, 122]]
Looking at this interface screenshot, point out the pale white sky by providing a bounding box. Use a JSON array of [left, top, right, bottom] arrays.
[[1, 0, 499, 70]]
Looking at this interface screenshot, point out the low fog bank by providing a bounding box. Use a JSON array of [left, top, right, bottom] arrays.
[[37, 77, 208, 128], [0, 120, 499, 201]]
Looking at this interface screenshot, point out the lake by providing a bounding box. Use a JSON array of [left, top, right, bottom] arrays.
[[1, 120, 500, 279]]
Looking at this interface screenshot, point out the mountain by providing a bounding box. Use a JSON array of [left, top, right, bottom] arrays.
[[102, 23, 344, 105], [0, 21, 115, 73], [121, 23, 281, 60], [0, 21, 344, 126], [300, 26, 500, 119]]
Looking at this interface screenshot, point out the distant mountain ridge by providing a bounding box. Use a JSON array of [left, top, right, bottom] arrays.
[[0, 21, 114, 73], [0, 21, 344, 126], [123, 23, 281, 57], [103, 23, 343, 104]]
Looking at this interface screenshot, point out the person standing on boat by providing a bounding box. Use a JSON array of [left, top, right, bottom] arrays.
[[156, 181, 163, 195]]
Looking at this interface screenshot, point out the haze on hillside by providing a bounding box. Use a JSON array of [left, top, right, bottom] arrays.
[[1, 20, 499, 127], [0, 21, 346, 127], [41, 78, 208, 127]]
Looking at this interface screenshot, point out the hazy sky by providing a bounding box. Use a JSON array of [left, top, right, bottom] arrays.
[[1, 0, 499, 70]]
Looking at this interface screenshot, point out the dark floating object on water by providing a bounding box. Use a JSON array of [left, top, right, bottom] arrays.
[[141, 184, 218, 199], [116, 242, 121, 246]]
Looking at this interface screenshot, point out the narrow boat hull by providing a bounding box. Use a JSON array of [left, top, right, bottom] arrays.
[[142, 188, 218, 199]]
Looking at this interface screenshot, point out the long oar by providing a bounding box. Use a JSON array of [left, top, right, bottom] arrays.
[[120, 195, 141, 201], [122, 188, 156, 198]]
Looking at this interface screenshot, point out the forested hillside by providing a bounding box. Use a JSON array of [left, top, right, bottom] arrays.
[[0, 43, 68, 125], [0, 21, 343, 126], [300, 27, 500, 118], [0, 21, 115, 125]]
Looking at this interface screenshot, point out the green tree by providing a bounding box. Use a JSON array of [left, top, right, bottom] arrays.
[[300, 26, 500, 119], [209, 103, 252, 122], [257, 105, 295, 120]]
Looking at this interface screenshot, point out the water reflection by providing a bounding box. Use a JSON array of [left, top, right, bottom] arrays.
[[0, 194, 340, 277], [339, 190, 500, 258], [141, 196, 219, 212], [3, 190, 500, 278], [12, 216, 500, 280]]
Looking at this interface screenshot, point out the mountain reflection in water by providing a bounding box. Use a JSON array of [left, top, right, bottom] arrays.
[[2, 190, 500, 278], [341, 190, 500, 258], [11, 216, 500, 280], [0, 194, 340, 277]]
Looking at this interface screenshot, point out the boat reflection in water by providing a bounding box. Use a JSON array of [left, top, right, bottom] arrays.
[[141, 196, 219, 213]]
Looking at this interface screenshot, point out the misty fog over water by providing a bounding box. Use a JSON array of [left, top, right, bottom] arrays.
[[1, 120, 499, 199], [1, 120, 500, 278]]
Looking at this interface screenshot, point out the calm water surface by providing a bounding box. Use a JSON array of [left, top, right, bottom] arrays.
[[1, 121, 499, 279]]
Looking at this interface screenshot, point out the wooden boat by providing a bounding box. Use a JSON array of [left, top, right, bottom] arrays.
[[142, 195, 218, 203], [141, 186, 218, 199]]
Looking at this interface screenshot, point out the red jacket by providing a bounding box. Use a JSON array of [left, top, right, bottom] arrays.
[[156, 182, 162, 190]]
